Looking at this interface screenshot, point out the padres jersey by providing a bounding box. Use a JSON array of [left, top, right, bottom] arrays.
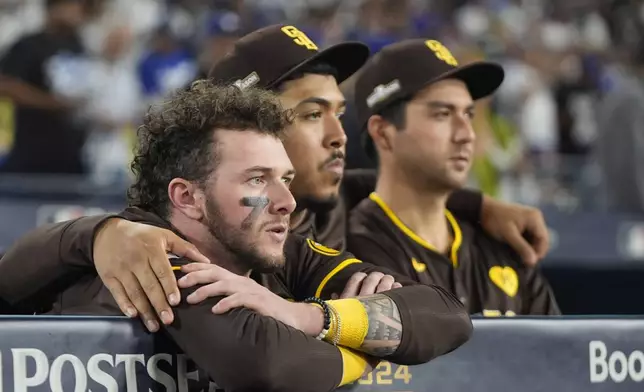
[[3, 206, 470, 391], [27, 231, 370, 391], [348, 193, 560, 316], [291, 169, 483, 252], [290, 169, 376, 251]]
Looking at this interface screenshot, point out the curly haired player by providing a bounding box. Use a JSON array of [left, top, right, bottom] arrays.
[[3, 82, 471, 391]]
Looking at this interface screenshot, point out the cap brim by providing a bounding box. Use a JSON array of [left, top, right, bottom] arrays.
[[270, 42, 370, 88], [434, 61, 505, 100], [360, 61, 504, 160]]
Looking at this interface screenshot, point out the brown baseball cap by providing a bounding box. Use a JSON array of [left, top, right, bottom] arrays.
[[208, 24, 370, 90], [354, 38, 505, 131]]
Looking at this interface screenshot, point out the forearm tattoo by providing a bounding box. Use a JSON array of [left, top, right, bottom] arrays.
[[357, 294, 402, 357]]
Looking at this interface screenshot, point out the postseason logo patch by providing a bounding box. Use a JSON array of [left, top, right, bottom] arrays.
[[306, 238, 341, 256]]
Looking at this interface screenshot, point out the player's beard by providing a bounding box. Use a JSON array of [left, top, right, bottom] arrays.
[[292, 178, 342, 214], [294, 193, 339, 214], [203, 195, 285, 273], [290, 152, 344, 214]]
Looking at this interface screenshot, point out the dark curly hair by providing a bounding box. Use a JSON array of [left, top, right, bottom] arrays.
[[128, 80, 292, 218]]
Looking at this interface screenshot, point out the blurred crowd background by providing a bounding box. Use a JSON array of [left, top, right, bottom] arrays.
[[2, 0, 644, 315], [3, 0, 644, 214]]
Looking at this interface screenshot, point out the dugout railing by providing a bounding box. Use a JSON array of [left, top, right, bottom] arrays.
[[0, 316, 642, 391]]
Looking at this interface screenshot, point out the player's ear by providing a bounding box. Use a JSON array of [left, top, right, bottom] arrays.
[[168, 178, 206, 221], [367, 114, 396, 156]]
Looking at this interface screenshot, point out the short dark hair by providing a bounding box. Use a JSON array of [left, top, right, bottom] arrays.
[[272, 61, 339, 92], [128, 81, 292, 218], [377, 98, 409, 130], [363, 97, 410, 161]]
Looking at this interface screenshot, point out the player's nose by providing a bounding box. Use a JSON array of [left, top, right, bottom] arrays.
[[269, 182, 296, 215]]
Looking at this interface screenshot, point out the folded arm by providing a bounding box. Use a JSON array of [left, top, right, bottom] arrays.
[[344, 293, 403, 357], [319, 284, 471, 365], [0, 215, 114, 312], [0, 212, 208, 329], [288, 241, 472, 364], [170, 268, 372, 391]]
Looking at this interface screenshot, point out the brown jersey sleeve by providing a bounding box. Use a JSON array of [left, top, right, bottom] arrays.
[[522, 266, 561, 315], [382, 285, 472, 364], [283, 235, 472, 365], [0, 214, 116, 311], [45, 257, 363, 391], [169, 258, 352, 392]]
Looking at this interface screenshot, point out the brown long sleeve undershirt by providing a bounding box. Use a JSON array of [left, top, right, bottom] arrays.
[[35, 250, 470, 391], [166, 264, 347, 391], [164, 283, 470, 390], [0, 214, 116, 311], [271, 234, 473, 364], [0, 208, 472, 386]]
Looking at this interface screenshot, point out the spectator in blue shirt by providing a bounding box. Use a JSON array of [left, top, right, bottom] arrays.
[[137, 26, 198, 101]]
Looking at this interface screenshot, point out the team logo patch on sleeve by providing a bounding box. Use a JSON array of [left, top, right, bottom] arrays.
[[488, 266, 519, 297], [306, 238, 341, 256]]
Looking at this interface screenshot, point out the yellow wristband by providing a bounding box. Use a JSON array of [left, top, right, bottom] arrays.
[[338, 347, 369, 386], [326, 299, 369, 349]]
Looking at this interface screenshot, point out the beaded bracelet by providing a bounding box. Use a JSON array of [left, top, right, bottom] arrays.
[[303, 297, 331, 341]]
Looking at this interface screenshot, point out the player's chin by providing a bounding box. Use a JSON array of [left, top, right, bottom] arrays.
[[320, 168, 344, 187], [253, 253, 286, 273], [259, 249, 286, 270], [446, 174, 469, 190], [313, 178, 342, 200], [308, 191, 340, 212]]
